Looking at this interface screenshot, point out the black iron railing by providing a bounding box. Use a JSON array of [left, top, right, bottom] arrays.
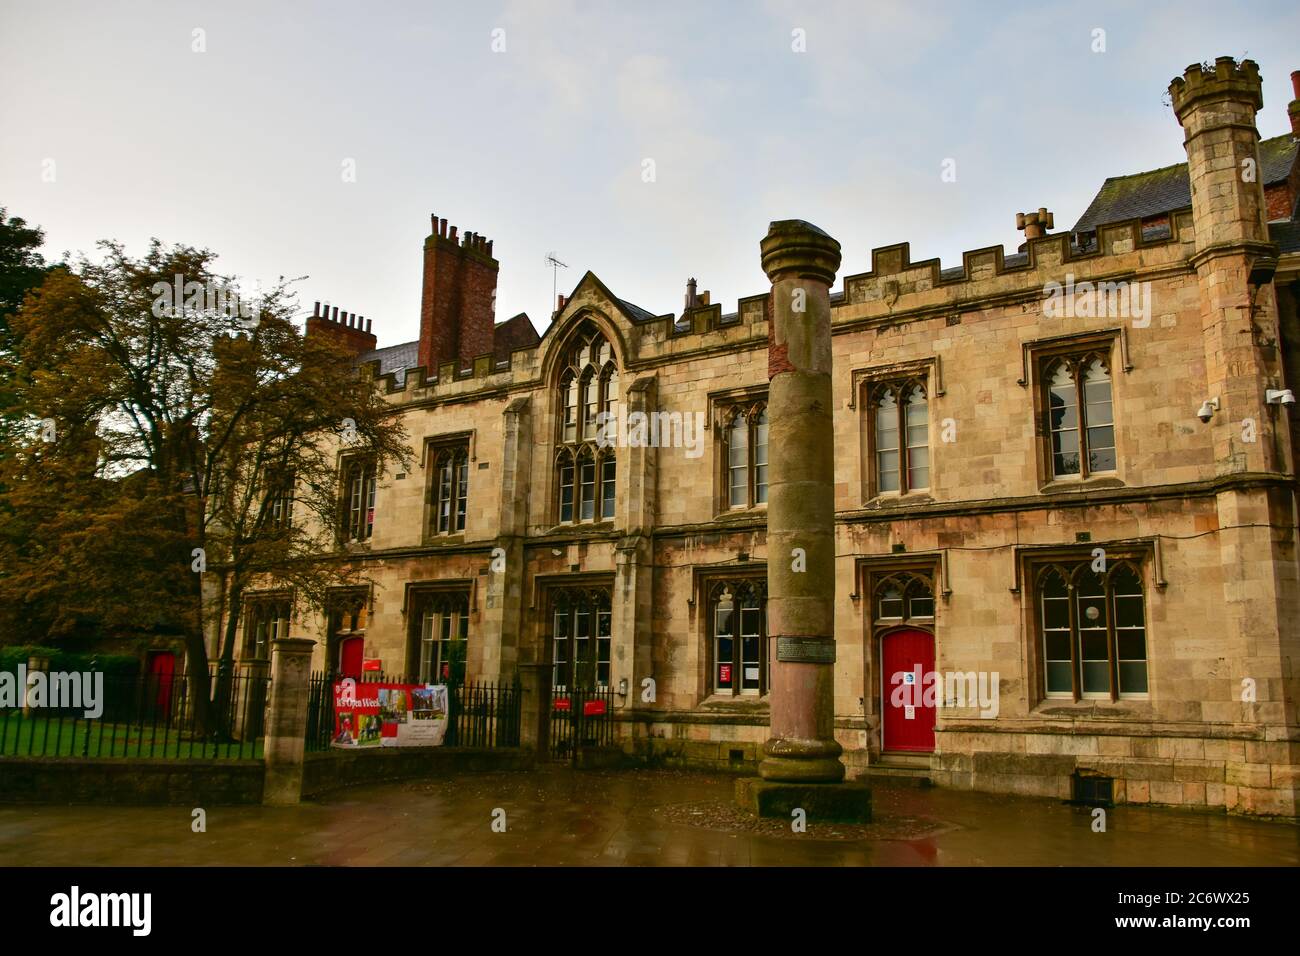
[[306, 671, 522, 752], [0, 667, 270, 760], [548, 684, 615, 760]]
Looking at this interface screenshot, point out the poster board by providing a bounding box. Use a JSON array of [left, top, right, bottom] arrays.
[[331, 678, 449, 748]]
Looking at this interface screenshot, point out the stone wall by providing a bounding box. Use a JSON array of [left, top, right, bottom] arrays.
[[0, 757, 264, 806]]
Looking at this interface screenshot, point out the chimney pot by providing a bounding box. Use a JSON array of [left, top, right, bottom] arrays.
[[449, 225, 458, 243], [431, 213, 438, 233], [1291, 70, 1300, 99], [365, 318, 372, 333], [486, 239, 494, 257], [313, 301, 320, 317], [332, 306, 339, 323]]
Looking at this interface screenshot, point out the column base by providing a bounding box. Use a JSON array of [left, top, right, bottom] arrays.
[[758, 736, 845, 782], [735, 777, 872, 823]]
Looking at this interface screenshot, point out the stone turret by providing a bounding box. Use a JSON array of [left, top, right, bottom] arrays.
[[1169, 57, 1270, 253]]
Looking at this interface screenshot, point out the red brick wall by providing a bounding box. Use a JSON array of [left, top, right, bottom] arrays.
[[1265, 181, 1296, 222], [306, 311, 376, 357]]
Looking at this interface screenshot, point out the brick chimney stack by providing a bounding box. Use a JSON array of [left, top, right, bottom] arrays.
[[305, 300, 377, 357], [1289, 70, 1299, 139], [418, 211, 499, 373]]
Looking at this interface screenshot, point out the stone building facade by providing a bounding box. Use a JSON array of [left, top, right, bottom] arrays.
[[224, 58, 1300, 816]]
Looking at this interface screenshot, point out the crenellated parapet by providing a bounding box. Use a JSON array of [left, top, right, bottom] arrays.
[[835, 209, 1196, 325]]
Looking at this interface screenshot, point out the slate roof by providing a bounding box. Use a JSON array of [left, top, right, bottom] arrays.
[[616, 296, 657, 324], [1271, 219, 1300, 254], [1072, 133, 1297, 234], [357, 340, 418, 385]]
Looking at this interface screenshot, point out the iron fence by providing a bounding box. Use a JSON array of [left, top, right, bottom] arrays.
[[306, 671, 522, 752], [548, 684, 616, 761], [0, 667, 270, 760]]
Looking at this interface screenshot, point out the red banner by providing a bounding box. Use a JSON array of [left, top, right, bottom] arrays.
[[331, 679, 448, 748]]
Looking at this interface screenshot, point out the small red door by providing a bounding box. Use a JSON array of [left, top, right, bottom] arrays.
[[339, 637, 364, 678], [147, 651, 175, 713], [881, 628, 936, 753]]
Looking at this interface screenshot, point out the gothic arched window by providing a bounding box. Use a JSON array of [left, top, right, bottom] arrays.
[[1044, 352, 1115, 479], [411, 591, 470, 684], [555, 323, 619, 524], [433, 446, 469, 535], [709, 579, 768, 696], [870, 379, 929, 496], [549, 587, 613, 690], [719, 401, 768, 510], [1036, 559, 1146, 700]]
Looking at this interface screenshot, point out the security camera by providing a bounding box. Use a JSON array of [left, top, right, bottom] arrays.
[[1197, 397, 1219, 423], [1265, 388, 1296, 406]]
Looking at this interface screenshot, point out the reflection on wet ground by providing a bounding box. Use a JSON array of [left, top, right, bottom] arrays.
[[1, 767, 1296, 866]]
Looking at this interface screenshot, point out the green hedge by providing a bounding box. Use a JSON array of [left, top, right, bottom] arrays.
[[0, 646, 141, 678]]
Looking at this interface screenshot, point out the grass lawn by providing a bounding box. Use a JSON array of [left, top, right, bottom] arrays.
[[0, 712, 263, 760]]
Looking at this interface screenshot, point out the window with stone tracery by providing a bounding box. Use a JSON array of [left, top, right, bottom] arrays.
[[868, 379, 929, 497], [1035, 559, 1147, 700], [718, 401, 769, 511], [555, 324, 618, 524], [1043, 352, 1115, 480]]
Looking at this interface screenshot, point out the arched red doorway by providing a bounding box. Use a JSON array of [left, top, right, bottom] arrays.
[[881, 627, 936, 753]]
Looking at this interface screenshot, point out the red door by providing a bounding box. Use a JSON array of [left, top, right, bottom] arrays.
[[339, 637, 364, 678], [881, 629, 936, 753], [147, 651, 175, 713]]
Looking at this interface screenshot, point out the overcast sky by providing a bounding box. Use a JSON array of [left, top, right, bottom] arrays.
[[2, 0, 1297, 348]]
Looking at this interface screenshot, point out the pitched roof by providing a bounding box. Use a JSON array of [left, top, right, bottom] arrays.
[[1271, 219, 1300, 254], [1072, 133, 1297, 233], [357, 340, 418, 385], [493, 312, 540, 363]]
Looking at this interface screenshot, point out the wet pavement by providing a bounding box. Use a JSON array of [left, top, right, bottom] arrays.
[[1, 767, 1296, 866]]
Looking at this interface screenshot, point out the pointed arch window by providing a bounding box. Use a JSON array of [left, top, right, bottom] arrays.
[[1036, 559, 1147, 700], [555, 323, 619, 524], [1045, 353, 1115, 479], [872, 572, 935, 625], [342, 457, 377, 542], [871, 379, 929, 496], [433, 445, 470, 535], [549, 587, 613, 690], [709, 579, 768, 696], [719, 400, 769, 511], [409, 591, 470, 684]]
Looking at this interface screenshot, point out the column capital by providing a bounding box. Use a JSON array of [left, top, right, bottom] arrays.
[[760, 220, 842, 286], [270, 637, 316, 657]]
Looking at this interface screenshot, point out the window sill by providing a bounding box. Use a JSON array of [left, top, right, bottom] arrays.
[[699, 694, 769, 713], [1031, 697, 1152, 719], [863, 491, 934, 509], [423, 533, 466, 547], [713, 505, 767, 521], [1038, 475, 1124, 495]]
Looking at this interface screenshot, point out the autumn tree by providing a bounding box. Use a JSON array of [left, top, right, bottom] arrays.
[[0, 238, 409, 733]]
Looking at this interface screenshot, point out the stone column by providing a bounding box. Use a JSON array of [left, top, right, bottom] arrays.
[[517, 662, 550, 756], [263, 637, 315, 806], [759, 220, 844, 784]]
